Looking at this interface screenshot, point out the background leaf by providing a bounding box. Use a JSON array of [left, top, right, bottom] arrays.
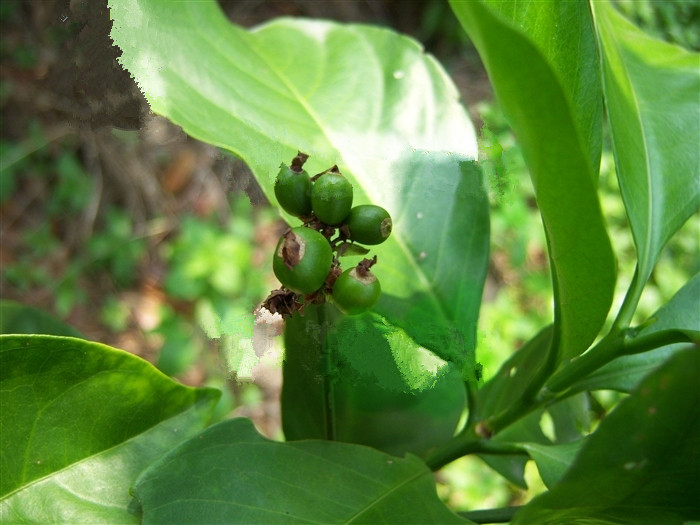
[[282, 304, 466, 458], [546, 394, 590, 444], [109, 0, 490, 365], [521, 440, 584, 489], [449, 0, 616, 360], [0, 335, 219, 523], [513, 347, 700, 524], [0, 300, 83, 338], [478, 410, 548, 489], [474, 325, 552, 421], [591, 0, 700, 304], [133, 417, 471, 524]]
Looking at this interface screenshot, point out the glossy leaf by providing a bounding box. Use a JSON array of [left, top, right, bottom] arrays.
[[109, 0, 489, 365], [133, 417, 472, 524], [514, 347, 700, 524], [0, 335, 220, 523], [0, 300, 83, 338], [282, 304, 466, 459], [567, 272, 699, 394], [450, 0, 616, 360], [591, 0, 700, 298]]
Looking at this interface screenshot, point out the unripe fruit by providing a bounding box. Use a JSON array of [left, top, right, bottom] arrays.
[[345, 205, 392, 245], [311, 169, 353, 225], [332, 266, 381, 315], [274, 163, 313, 217], [273, 227, 332, 295]]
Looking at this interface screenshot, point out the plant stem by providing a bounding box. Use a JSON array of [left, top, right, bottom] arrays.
[[545, 328, 697, 394], [318, 305, 337, 441], [425, 432, 527, 472], [623, 328, 698, 355], [458, 505, 523, 524], [612, 264, 644, 332], [464, 378, 478, 428], [544, 332, 621, 393]]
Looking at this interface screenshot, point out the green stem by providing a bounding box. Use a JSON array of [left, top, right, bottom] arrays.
[[612, 264, 644, 332], [545, 332, 621, 393], [318, 305, 336, 441], [623, 328, 698, 355], [458, 505, 523, 524], [545, 328, 697, 394], [464, 378, 478, 428], [425, 432, 527, 472]]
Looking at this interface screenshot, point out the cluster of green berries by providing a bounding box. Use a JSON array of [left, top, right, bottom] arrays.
[[264, 152, 392, 317]]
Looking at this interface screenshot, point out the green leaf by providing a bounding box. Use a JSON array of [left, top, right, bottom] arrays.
[[282, 304, 466, 459], [567, 272, 700, 394], [521, 440, 584, 489], [449, 0, 616, 360], [133, 417, 472, 524], [546, 394, 590, 444], [591, 1, 700, 312], [475, 325, 552, 420], [0, 300, 83, 338], [467, 327, 554, 486], [513, 347, 700, 524], [108, 0, 490, 365], [478, 410, 549, 489], [0, 335, 220, 523]]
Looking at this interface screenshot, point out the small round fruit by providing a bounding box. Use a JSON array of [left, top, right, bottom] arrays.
[[274, 163, 313, 217], [273, 227, 332, 294], [345, 205, 392, 245], [332, 267, 381, 315], [311, 170, 353, 225]]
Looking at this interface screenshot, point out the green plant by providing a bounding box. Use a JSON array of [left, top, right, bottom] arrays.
[[1, 1, 698, 524]]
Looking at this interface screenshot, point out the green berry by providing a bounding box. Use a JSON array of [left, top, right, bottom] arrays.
[[311, 169, 353, 225], [345, 205, 392, 245], [273, 227, 332, 294], [332, 266, 381, 315], [274, 163, 313, 217]]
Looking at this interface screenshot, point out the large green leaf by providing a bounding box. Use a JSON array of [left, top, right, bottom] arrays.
[[513, 347, 700, 524], [449, 0, 616, 360], [109, 0, 489, 365], [591, 0, 700, 306], [0, 335, 219, 523], [282, 304, 466, 459], [133, 417, 471, 524], [567, 272, 700, 394]]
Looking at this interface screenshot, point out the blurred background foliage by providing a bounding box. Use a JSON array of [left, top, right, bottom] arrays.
[[1, 0, 697, 514]]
